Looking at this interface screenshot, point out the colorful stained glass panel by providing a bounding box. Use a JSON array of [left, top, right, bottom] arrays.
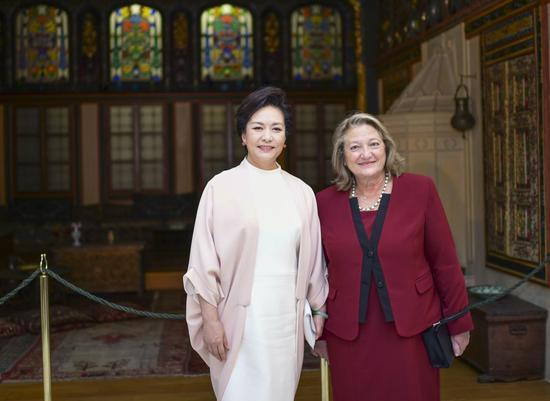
[[16, 5, 70, 83], [291, 5, 342, 81], [201, 4, 253, 81], [110, 4, 162, 82]]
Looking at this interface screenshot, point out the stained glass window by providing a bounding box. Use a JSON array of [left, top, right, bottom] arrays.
[[15, 5, 70, 83], [201, 4, 253, 81], [110, 4, 162, 82], [291, 5, 342, 81]]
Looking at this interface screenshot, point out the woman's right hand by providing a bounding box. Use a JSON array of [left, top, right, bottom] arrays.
[[203, 319, 230, 361], [199, 296, 230, 361]]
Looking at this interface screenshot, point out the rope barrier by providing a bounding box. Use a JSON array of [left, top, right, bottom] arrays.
[[2, 257, 550, 319], [46, 269, 185, 320], [0, 267, 185, 320], [2, 256, 550, 319], [0, 269, 41, 306]]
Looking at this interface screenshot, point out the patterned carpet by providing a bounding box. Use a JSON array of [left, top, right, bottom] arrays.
[[0, 334, 39, 376], [0, 319, 207, 382], [0, 318, 320, 382]]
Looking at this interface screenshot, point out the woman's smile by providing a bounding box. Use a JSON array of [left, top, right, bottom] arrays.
[[242, 105, 286, 170]]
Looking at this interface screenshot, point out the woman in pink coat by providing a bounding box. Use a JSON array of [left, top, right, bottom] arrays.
[[183, 86, 328, 401]]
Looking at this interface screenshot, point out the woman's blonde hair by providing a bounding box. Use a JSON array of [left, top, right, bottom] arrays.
[[331, 112, 405, 191]]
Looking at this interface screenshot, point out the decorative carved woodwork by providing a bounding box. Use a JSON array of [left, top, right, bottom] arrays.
[[52, 243, 144, 293]]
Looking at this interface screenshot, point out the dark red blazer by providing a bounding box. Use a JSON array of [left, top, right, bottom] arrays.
[[316, 173, 474, 341]]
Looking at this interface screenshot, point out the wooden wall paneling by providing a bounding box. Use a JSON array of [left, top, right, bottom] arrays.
[[78, 10, 101, 88], [465, 0, 542, 38], [261, 9, 284, 85], [171, 10, 192, 89], [173, 102, 193, 194], [0, 104, 5, 206], [80, 103, 100, 205]]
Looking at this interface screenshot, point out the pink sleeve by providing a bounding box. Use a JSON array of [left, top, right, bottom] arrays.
[[306, 189, 329, 310], [183, 182, 225, 306]]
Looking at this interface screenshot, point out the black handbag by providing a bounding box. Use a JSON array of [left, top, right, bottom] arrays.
[[422, 316, 456, 368], [422, 255, 550, 368]]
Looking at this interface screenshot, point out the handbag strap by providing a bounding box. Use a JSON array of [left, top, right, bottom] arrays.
[[435, 255, 550, 327]]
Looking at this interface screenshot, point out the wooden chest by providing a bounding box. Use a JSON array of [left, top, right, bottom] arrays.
[[461, 294, 547, 381]]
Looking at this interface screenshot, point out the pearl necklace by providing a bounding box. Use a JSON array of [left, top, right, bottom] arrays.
[[351, 173, 389, 211]]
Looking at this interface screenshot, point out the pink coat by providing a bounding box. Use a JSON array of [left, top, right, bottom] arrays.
[[183, 160, 328, 399]]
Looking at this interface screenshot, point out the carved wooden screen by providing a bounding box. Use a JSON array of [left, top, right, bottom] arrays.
[[261, 10, 283, 84], [481, 9, 548, 285], [172, 11, 191, 87], [79, 11, 100, 85]]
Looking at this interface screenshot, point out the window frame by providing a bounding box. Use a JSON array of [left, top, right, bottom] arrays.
[[289, 99, 352, 191], [104, 101, 170, 201], [196, 100, 241, 187], [11, 104, 76, 198]]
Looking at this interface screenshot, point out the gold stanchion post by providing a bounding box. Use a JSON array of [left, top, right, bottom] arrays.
[[39, 254, 53, 401], [321, 357, 329, 401]]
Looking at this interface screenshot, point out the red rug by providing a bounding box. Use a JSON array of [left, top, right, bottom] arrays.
[[1, 319, 320, 382], [0, 319, 208, 382]]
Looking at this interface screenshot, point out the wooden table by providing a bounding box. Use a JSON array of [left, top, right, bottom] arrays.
[[52, 243, 144, 294]]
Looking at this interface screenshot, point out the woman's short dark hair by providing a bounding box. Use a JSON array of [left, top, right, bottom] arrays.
[[235, 86, 292, 136]]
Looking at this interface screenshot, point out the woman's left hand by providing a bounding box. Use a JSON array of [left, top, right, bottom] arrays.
[[451, 331, 470, 356], [312, 340, 329, 360], [313, 314, 325, 339]]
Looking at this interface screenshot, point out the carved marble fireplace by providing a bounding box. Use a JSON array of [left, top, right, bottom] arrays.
[[380, 45, 471, 268]]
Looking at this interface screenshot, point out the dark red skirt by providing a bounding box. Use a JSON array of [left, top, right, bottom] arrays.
[[325, 281, 439, 401]]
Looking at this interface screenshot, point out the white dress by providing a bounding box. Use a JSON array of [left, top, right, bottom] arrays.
[[222, 158, 301, 401]]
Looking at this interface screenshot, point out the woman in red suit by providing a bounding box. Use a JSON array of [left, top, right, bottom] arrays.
[[315, 112, 473, 401]]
